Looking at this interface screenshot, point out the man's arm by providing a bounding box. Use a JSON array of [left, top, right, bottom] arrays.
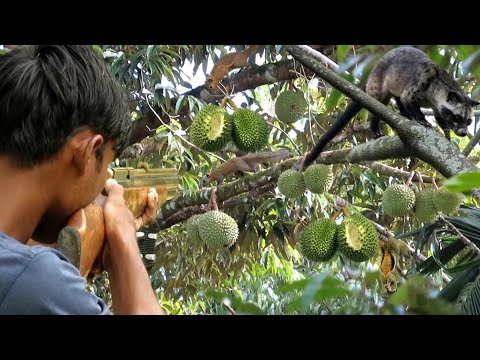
[[101, 179, 164, 315]]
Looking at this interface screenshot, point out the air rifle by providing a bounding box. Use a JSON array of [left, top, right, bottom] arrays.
[[56, 164, 178, 279]]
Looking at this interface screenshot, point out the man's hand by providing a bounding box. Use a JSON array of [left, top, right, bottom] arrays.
[[133, 186, 159, 231], [99, 178, 164, 315], [101, 179, 159, 271]]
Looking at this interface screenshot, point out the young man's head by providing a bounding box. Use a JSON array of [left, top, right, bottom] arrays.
[[0, 45, 131, 166], [0, 45, 132, 240]]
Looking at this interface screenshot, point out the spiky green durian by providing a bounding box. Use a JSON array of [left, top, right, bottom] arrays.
[[185, 214, 204, 243], [299, 219, 338, 262], [414, 188, 439, 223], [231, 108, 270, 152], [197, 210, 239, 249], [337, 214, 379, 263], [277, 169, 306, 198], [190, 105, 232, 151], [303, 164, 334, 194], [274, 91, 308, 124], [433, 186, 465, 215], [382, 184, 416, 217]]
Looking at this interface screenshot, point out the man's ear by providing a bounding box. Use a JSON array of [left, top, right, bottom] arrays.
[[71, 131, 104, 176]]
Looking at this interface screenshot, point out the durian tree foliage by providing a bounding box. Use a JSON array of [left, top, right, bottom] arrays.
[[7, 44, 478, 314]]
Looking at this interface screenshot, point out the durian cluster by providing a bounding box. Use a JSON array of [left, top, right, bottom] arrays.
[[190, 105, 270, 152], [185, 210, 239, 249], [300, 214, 379, 263], [381, 184, 465, 222], [277, 164, 334, 198]]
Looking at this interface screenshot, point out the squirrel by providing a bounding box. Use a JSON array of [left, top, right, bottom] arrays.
[[380, 237, 411, 294], [201, 149, 289, 188], [205, 45, 261, 91]]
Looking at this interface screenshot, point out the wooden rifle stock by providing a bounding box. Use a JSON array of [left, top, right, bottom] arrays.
[[57, 166, 178, 278]]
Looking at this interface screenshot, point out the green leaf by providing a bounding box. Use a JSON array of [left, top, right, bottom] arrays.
[[439, 266, 479, 302], [313, 287, 351, 301], [187, 96, 196, 112], [417, 239, 466, 274], [455, 45, 477, 62], [159, 46, 181, 59], [462, 277, 480, 315], [443, 171, 480, 192], [336, 45, 351, 63], [91, 45, 104, 58], [325, 88, 343, 114], [277, 278, 311, 293], [175, 95, 186, 114], [448, 258, 480, 274], [147, 45, 157, 60], [360, 172, 384, 189]]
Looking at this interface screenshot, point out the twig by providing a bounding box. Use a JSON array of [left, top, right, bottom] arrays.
[[208, 187, 219, 211], [416, 170, 425, 190], [360, 161, 435, 184], [405, 171, 415, 186], [440, 215, 480, 256], [141, 69, 226, 163], [463, 128, 480, 157], [222, 302, 236, 315], [265, 118, 301, 155]]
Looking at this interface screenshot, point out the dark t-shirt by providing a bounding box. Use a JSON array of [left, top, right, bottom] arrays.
[[0, 232, 112, 314]]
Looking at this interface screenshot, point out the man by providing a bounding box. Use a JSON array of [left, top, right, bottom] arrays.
[[0, 45, 164, 314]]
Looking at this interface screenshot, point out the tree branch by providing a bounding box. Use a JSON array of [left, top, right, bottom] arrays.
[[156, 158, 299, 222], [360, 160, 435, 183], [286, 45, 479, 179], [156, 183, 277, 230], [126, 59, 307, 147]]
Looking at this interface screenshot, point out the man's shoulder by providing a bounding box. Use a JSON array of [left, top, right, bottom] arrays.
[[0, 232, 71, 280], [0, 232, 75, 303], [0, 233, 111, 315]]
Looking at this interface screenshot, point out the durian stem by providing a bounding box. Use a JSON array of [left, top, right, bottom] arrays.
[[226, 97, 239, 111], [405, 171, 415, 186], [220, 97, 229, 109], [298, 155, 307, 172], [431, 177, 439, 190], [341, 207, 350, 217], [208, 187, 219, 211], [330, 209, 342, 221], [415, 170, 425, 190]]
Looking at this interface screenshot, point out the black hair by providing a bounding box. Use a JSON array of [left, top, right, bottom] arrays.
[[0, 45, 132, 167]]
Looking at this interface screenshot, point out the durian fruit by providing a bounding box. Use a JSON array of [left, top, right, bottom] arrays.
[[274, 91, 308, 124], [303, 164, 334, 194], [277, 169, 306, 198], [414, 188, 439, 223], [231, 108, 270, 152], [382, 184, 416, 217], [433, 186, 465, 215], [190, 105, 232, 151], [197, 210, 239, 249], [185, 214, 204, 243], [337, 214, 379, 262], [299, 218, 338, 262]]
